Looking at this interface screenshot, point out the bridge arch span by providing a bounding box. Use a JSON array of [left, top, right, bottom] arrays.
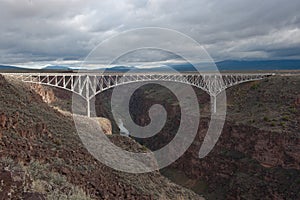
[[30, 81, 86, 99], [92, 78, 210, 99]]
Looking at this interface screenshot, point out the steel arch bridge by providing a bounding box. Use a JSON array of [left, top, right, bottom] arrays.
[[2, 72, 274, 116]]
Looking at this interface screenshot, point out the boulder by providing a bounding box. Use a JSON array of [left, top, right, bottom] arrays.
[[94, 117, 112, 135]]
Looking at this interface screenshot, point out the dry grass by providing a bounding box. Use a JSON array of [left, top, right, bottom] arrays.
[[0, 157, 92, 199]]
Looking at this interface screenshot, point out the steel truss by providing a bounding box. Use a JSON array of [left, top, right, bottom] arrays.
[[3, 72, 274, 116]]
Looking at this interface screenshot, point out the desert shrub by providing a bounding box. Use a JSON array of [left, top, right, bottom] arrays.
[[27, 161, 49, 180], [250, 83, 259, 90], [281, 115, 289, 121], [47, 186, 91, 200], [263, 116, 270, 122], [280, 121, 286, 127], [31, 180, 48, 194], [27, 160, 92, 199], [289, 107, 297, 114], [0, 157, 26, 172], [0, 157, 15, 169], [53, 138, 62, 146]]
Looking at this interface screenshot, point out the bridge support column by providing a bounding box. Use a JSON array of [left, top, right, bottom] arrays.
[[86, 98, 91, 117], [211, 95, 217, 113], [86, 76, 91, 117]]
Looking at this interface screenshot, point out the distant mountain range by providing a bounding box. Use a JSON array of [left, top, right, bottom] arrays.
[[104, 66, 136, 72], [42, 65, 72, 71], [0, 65, 36, 72], [0, 65, 29, 70], [106, 60, 300, 72], [1, 60, 300, 72], [215, 60, 300, 71], [0, 65, 72, 72]]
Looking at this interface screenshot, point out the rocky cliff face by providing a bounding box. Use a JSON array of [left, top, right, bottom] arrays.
[[3, 74, 298, 199], [0, 75, 203, 199], [30, 83, 56, 104], [120, 78, 300, 200], [167, 120, 299, 199], [34, 75, 299, 199], [95, 117, 112, 135], [28, 83, 114, 135]]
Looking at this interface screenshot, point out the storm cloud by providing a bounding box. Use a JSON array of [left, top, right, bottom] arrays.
[[0, 0, 300, 67]]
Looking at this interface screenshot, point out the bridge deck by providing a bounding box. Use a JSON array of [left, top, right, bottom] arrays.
[[1, 72, 274, 115], [1, 72, 276, 76]]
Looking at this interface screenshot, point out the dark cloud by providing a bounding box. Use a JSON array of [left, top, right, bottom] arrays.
[[268, 47, 300, 58], [112, 49, 182, 64], [0, 0, 300, 67]]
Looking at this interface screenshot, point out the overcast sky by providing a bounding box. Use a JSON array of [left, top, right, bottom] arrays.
[[0, 0, 300, 68]]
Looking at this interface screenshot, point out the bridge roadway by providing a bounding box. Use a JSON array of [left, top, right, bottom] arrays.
[[1, 72, 276, 75], [2, 72, 275, 116]]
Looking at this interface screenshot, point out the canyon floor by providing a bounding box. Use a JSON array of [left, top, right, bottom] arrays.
[[0, 74, 299, 199]]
